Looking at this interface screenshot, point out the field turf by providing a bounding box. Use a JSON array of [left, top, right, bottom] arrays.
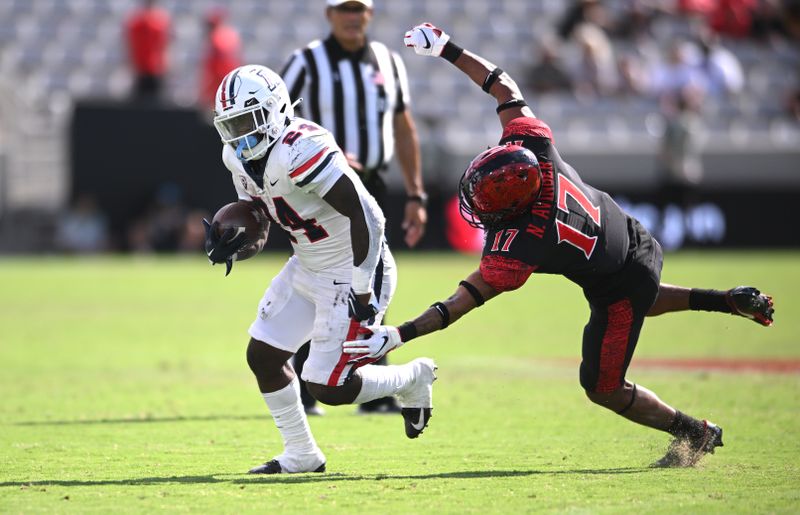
[[1, 251, 798, 513]]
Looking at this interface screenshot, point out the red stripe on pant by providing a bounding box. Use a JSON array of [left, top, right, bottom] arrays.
[[327, 319, 363, 387], [595, 298, 633, 393]]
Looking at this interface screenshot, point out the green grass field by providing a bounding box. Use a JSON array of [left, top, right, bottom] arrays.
[[1, 251, 798, 513]]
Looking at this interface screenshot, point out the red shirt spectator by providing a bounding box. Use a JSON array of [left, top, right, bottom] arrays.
[[126, 0, 171, 98], [708, 0, 757, 38], [677, 0, 715, 15], [201, 9, 242, 108]]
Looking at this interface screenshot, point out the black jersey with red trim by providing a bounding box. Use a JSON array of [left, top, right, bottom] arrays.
[[479, 117, 630, 292]]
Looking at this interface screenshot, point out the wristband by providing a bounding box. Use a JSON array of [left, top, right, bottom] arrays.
[[406, 193, 428, 208], [458, 280, 485, 307], [496, 98, 528, 114], [441, 42, 463, 63], [397, 322, 418, 342], [482, 67, 504, 93], [430, 301, 450, 329]]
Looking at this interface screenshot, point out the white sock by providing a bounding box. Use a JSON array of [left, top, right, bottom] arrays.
[[354, 363, 417, 404], [261, 378, 321, 464]]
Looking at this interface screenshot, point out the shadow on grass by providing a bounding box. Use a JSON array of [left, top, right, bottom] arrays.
[[1, 467, 653, 488], [13, 414, 265, 426]]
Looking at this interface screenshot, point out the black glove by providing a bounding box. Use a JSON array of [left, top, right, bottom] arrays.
[[347, 289, 379, 323], [203, 218, 248, 276]]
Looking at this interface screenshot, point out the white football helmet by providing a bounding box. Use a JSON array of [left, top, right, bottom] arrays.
[[213, 65, 297, 161]]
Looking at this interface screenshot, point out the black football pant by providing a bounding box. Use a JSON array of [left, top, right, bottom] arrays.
[[579, 218, 663, 393]]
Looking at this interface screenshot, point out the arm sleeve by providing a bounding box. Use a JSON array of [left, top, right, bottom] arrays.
[[351, 194, 386, 294], [479, 254, 537, 292], [501, 116, 554, 143]]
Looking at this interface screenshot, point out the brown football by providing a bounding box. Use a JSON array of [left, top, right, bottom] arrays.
[[211, 200, 270, 261]]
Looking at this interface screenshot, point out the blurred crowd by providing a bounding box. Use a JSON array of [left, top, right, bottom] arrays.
[[55, 184, 207, 254], [524, 0, 800, 114], [41, 0, 800, 254]]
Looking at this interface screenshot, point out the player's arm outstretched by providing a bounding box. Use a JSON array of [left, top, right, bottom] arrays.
[[403, 23, 535, 129], [343, 268, 501, 359], [344, 23, 538, 359]]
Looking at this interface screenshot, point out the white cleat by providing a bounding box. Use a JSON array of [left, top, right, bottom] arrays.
[[397, 358, 437, 438]]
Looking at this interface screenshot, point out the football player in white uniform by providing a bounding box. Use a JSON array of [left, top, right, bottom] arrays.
[[204, 65, 437, 474]]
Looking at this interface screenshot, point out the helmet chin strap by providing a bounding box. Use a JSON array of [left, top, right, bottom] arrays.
[[236, 135, 261, 161]]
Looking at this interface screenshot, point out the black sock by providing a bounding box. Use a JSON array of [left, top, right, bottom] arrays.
[[667, 410, 706, 441], [689, 289, 732, 313]]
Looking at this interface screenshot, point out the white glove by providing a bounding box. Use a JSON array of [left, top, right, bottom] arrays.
[[403, 23, 450, 57], [342, 325, 404, 360]]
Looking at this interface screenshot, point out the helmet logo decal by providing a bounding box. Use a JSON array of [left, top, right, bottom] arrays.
[[255, 69, 278, 91], [219, 69, 241, 111]]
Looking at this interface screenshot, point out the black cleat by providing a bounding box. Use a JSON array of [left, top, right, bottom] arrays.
[[248, 459, 326, 474], [652, 420, 724, 468], [725, 286, 774, 326], [401, 407, 432, 439]]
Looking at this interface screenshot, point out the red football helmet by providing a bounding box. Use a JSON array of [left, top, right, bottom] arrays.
[[458, 144, 542, 228]]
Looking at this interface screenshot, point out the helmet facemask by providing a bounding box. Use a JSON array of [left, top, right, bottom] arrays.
[[212, 65, 296, 162], [214, 98, 287, 161]]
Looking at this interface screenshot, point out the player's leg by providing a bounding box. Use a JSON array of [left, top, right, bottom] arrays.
[[647, 283, 774, 325], [581, 230, 722, 466], [580, 295, 723, 466], [302, 249, 437, 438], [245, 258, 325, 474], [358, 176, 403, 414], [293, 342, 325, 416], [356, 354, 403, 414]]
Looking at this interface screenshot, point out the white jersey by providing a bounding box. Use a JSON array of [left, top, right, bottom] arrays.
[[221, 117, 385, 272]]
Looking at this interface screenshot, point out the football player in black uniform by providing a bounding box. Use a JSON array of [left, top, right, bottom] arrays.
[[343, 23, 775, 467]]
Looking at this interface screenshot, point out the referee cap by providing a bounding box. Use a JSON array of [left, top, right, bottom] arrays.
[[327, 0, 373, 7]]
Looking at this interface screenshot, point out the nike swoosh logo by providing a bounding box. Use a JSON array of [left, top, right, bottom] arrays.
[[375, 336, 389, 355], [269, 178, 279, 186], [410, 409, 426, 431], [333, 280, 350, 285], [421, 31, 431, 49]]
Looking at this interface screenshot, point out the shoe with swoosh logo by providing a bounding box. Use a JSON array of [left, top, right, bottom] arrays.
[[248, 450, 327, 474], [397, 357, 437, 438]]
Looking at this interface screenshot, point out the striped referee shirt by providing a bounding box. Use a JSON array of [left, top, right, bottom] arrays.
[[280, 35, 411, 174]]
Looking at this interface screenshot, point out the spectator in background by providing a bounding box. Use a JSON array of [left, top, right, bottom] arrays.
[[780, 0, 800, 41], [525, 38, 574, 95], [558, 0, 610, 40], [200, 7, 242, 109], [708, 0, 758, 38], [179, 209, 210, 252], [648, 40, 706, 99], [656, 87, 705, 209], [787, 71, 800, 120], [55, 194, 110, 253], [572, 23, 619, 99], [128, 183, 187, 253], [677, 0, 716, 16], [125, 0, 171, 100], [617, 53, 650, 96], [281, 0, 426, 416], [696, 27, 744, 98], [612, 0, 668, 42]]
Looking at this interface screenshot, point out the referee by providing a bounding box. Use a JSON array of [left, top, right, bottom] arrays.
[[281, 0, 427, 415]]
